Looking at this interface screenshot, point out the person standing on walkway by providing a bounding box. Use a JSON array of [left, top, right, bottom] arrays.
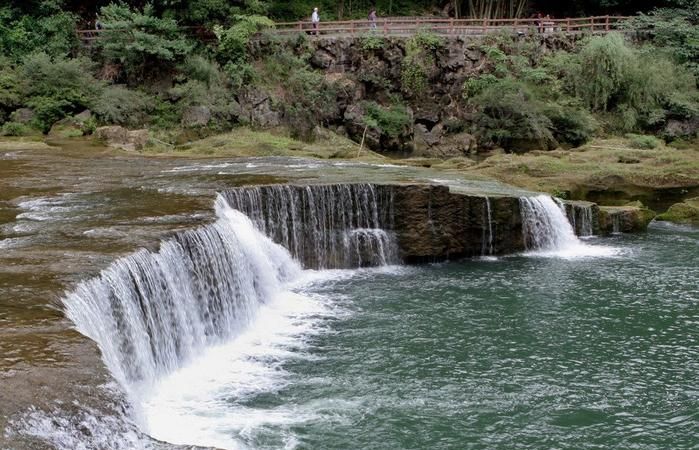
[[369, 8, 377, 30], [311, 7, 320, 35]]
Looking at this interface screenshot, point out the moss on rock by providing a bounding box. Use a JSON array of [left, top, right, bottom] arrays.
[[656, 197, 699, 225]]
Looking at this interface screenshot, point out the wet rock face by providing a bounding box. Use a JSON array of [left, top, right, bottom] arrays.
[[388, 185, 525, 261], [599, 206, 656, 234]]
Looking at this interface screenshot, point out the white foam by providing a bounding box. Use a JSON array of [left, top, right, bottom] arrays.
[[139, 287, 335, 449]]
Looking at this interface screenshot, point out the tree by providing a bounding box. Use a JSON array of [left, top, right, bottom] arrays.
[[98, 3, 193, 84]]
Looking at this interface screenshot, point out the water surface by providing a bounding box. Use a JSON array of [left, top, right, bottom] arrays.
[[142, 224, 699, 449]]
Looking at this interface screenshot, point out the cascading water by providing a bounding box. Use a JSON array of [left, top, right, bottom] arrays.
[[567, 204, 594, 237], [481, 197, 494, 256], [578, 206, 594, 237], [519, 195, 616, 257], [63, 196, 301, 393], [221, 183, 399, 268], [58, 187, 402, 449]]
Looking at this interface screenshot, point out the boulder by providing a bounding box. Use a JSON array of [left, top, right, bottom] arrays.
[[662, 118, 699, 141], [96, 126, 128, 144], [599, 205, 656, 234], [310, 49, 335, 69], [127, 129, 149, 150], [656, 197, 699, 226], [239, 89, 282, 128], [74, 110, 93, 124], [95, 126, 148, 151], [181, 106, 212, 127], [10, 108, 34, 124]]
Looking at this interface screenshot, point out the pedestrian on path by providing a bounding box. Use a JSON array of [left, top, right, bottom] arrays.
[[311, 7, 320, 35], [369, 8, 377, 30]]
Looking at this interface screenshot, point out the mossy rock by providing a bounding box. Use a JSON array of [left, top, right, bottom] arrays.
[[599, 205, 656, 234], [656, 198, 699, 225]]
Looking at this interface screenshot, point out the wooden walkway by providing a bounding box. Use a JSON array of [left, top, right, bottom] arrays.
[[273, 15, 630, 37], [76, 15, 631, 44]]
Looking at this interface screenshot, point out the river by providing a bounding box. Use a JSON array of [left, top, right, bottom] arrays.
[[1, 140, 697, 449]]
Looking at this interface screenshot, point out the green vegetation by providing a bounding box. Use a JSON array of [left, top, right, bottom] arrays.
[[362, 101, 412, 138], [0, 0, 697, 161], [401, 30, 444, 96], [469, 137, 699, 195]]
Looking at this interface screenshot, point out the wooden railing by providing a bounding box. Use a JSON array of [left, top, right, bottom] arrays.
[[272, 15, 631, 37], [76, 15, 631, 44]]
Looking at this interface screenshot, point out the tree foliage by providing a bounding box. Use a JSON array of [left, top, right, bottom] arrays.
[[98, 3, 193, 83]]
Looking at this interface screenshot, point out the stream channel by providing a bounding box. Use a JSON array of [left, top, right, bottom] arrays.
[[1, 141, 697, 449]]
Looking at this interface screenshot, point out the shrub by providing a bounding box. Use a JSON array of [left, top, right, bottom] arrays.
[[626, 3, 699, 79], [468, 78, 555, 151], [0, 7, 77, 61], [216, 15, 275, 65], [21, 53, 102, 132], [1, 121, 33, 136], [0, 59, 23, 121], [363, 101, 411, 138], [401, 30, 443, 96], [576, 33, 636, 112], [626, 133, 661, 149], [359, 35, 386, 52], [544, 104, 598, 147], [92, 85, 151, 127]]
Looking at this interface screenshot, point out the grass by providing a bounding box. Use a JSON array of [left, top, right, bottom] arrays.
[[143, 126, 387, 161], [466, 138, 699, 195]]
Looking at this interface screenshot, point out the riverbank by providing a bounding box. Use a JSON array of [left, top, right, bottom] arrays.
[[5, 128, 697, 217]]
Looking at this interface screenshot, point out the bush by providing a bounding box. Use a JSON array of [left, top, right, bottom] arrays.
[[0, 59, 23, 121], [626, 133, 661, 149], [1, 121, 33, 136], [401, 31, 443, 96], [21, 53, 102, 132], [468, 78, 555, 151], [564, 33, 699, 132], [98, 3, 193, 84], [0, 7, 77, 61], [216, 15, 275, 65], [544, 104, 598, 147], [92, 85, 151, 127], [359, 35, 386, 52], [363, 101, 411, 138]]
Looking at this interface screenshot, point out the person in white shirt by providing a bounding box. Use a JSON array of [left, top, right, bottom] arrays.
[[311, 7, 319, 35]]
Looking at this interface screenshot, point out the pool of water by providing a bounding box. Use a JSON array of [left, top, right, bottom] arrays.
[[138, 223, 698, 450]]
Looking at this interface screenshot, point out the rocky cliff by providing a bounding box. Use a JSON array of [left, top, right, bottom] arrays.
[[244, 33, 584, 157]]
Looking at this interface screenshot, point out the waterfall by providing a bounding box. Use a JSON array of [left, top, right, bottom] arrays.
[[221, 184, 399, 269], [63, 196, 301, 390], [578, 205, 594, 237], [612, 214, 621, 234], [519, 195, 581, 252], [569, 204, 594, 237], [481, 197, 494, 256]]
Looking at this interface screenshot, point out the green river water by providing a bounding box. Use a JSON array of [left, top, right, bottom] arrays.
[[236, 225, 698, 450], [1, 142, 697, 450]]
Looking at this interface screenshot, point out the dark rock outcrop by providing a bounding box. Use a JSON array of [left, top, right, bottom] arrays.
[[247, 34, 587, 156], [599, 205, 656, 234]]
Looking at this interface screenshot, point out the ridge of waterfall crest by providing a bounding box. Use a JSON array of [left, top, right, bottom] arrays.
[[63, 198, 301, 392], [220, 183, 400, 269]]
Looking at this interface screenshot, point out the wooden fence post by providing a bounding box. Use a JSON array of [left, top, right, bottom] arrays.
[[605, 15, 610, 32]]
